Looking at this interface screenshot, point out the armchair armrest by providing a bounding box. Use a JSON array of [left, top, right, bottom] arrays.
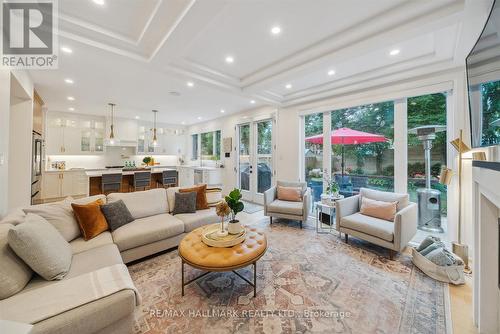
[[264, 186, 277, 215], [302, 188, 311, 222], [335, 195, 360, 230], [393, 202, 417, 251]]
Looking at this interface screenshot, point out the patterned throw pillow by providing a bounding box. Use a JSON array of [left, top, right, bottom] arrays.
[[100, 200, 134, 231], [179, 184, 209, 210], [172, 192, 197, 215]]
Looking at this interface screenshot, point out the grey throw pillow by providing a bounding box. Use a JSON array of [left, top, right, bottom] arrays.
[[100, 200, 134, 231], [8, 214, 72, 281], [0, 224, 33, 299], [172, 192, 197, 215]]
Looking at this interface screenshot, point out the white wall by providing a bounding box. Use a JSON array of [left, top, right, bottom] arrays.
[[187, 106, 277, 194], [0, 69, 34, 217], [0, 70, 11, 218]]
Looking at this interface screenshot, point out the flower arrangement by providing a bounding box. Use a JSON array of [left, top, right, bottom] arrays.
[[224, 188, 245, 234], [324, 172, 339, 195], [215, 201, 231, 236]]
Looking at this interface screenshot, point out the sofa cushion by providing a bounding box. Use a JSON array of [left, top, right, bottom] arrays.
[[175, 207, 219, 232], [360, 197, 398, 222], [206, 187, 223, 207], [277, 181, 307, 194], [179, 184, 209, 210], [0, 208, 26, 226], [341, 213, 394, 242], [107, 188, 168, 219], [70, 231, 114, 255], [22, 198, 80, 242], [22, 243, 123, 292], [111, 213, 184, 252], [0, 223, 32, 299], [172, 192, 197, 215], [267, 200, 303, 216], [166, 187, 180, 213], [8, 214, 72, 280], [100, 200, 134, 231], [71, 199, 109, 240], [359, 188, 409, 211], [277, 186, 302, 202]]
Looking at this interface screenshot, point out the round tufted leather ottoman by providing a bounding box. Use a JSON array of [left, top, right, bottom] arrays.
[[178, 225, 267, 297]]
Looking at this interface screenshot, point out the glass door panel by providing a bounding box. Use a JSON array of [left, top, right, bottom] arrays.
[[256, 120, 273, 196], [238, 124, 251, 197], [304, 113, 324, 203]]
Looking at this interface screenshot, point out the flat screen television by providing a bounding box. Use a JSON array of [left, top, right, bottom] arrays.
[[466, 0, 500, 148]]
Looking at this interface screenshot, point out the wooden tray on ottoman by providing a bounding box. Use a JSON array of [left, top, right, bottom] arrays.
[[201, 224, 246, 248]]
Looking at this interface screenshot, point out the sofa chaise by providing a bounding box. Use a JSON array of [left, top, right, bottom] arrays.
[[0, 187, 219, 334]]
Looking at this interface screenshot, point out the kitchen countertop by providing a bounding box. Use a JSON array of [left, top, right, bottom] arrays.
[[44, 165, 221, 174], [85, 167, 176, 177]]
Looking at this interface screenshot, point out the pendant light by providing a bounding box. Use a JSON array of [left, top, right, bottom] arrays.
[[152, 109, 158, 146], [108, 103, 118, 145]]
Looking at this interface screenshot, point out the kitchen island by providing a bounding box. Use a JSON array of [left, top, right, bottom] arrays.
[[86, 167, 177, 196]]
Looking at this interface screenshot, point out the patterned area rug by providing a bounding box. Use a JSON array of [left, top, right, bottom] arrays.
[[242, 201, 264, 214], [128, 219, 448, 334]]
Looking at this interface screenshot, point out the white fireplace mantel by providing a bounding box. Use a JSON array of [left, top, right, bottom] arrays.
[[472, 161, 500, 333]]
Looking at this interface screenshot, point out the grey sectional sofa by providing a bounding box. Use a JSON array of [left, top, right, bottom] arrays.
[[0, 187, 219, 334]]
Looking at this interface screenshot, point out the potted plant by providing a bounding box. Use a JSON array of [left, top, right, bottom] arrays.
[[142, 156, 153, 166], [215, 201, 231, 237], [224, 188, 245, 234]]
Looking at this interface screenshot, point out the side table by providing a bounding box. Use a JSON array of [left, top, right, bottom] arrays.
[[315, 196, 344, 233]]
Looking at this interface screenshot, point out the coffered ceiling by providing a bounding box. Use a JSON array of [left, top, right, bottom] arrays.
[[27, 0, 491, 125]]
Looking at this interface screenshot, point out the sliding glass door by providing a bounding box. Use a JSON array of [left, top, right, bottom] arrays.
[[237, 119, 274, 203]]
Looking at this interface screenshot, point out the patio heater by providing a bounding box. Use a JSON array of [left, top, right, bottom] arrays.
[[409, 125, 446, 233]]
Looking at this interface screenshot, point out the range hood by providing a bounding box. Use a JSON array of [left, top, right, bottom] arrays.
[[104, 139, 137, 147]]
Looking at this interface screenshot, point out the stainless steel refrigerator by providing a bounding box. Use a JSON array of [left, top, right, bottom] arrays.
[[31, 132, 43, 205]]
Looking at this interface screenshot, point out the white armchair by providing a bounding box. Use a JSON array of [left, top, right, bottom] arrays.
[[335, 188, 417, 259], [264, 181, 310, 228]]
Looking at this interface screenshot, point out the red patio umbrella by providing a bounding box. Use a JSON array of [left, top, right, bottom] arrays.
[[305, 127, 388, 177]]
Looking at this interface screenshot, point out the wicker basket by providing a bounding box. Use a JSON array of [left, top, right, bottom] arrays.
[[411, 248, 465, 285]]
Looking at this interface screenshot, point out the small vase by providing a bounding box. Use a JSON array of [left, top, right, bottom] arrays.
[[227, 220, 242, 234], [216, 218, 228, 237]]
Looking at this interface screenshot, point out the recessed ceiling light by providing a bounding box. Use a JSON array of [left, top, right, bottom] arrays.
[[250, 100, 256, 104], [61, 46, 73, 54], [220, 109, 225, 113], [327, 70, 335, 76], [135, 116, 140, 120], [187, 81, 194, 87], [285, 83, 292, 89], [93, 0, 105, 5], [68, 107, 75, 111], [197, 116, 203, 120], [271, 26, 281, 35], [64, 78, 74, 84], [243, 116, 249, 119], [67, 96, 75, 101], [225, 56, 234, 64], [181, 121, 186, 125], [389, 49, 400, 56]]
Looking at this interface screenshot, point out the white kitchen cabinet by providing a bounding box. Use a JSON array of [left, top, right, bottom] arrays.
[[41, 171, 87, 201], [46, 112, 106, 155], [178, 167, 194, 187]]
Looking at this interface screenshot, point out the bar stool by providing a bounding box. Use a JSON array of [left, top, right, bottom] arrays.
[[130, 171, 151, 192], [101, 173, 122, 195], [157, 170, 178, 188]]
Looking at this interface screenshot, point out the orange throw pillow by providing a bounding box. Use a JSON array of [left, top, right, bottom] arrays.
[[179, 184, 209, 210], [277, 186, 302, 202], [71, 199, 108, 240], [360, 197, 398, 222]]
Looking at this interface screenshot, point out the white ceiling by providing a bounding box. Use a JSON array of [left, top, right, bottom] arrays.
[[28, 0, 491, 125]]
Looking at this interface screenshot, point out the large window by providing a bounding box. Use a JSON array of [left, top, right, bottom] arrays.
[[330, 101, 394, 196], [304, 113, 324, 202], [480, 80, 500, 146], [191, 134, 198, 160], [194, 130, 221, 161], [407, 93, 447, 218]]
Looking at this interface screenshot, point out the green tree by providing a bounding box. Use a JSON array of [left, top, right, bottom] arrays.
[[481, 80, 500, 146]]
